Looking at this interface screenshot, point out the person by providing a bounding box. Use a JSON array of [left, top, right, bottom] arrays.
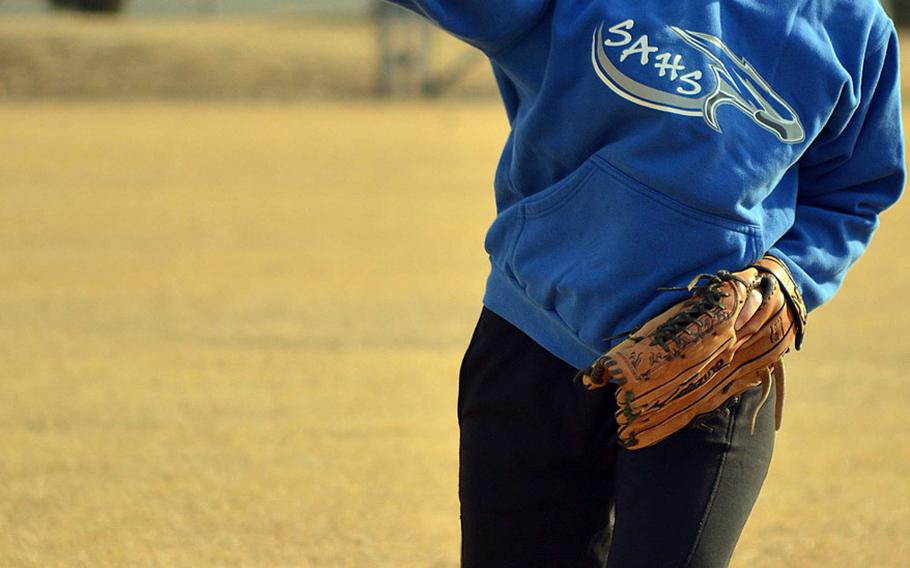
[[381, 1, 905, 566]]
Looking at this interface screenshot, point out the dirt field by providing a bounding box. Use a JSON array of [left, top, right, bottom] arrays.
[[0, 16, 495, 99], [0, 15, 909, 568]]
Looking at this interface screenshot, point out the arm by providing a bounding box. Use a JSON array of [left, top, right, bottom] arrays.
[[769, 25, 905, 312], [381, 0, 550, 54]]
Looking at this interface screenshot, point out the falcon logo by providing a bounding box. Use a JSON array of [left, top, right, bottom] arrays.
[[592, 20, 805, 144]]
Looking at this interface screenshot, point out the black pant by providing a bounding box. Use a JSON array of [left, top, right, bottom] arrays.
[[458, 308, 775, 568]]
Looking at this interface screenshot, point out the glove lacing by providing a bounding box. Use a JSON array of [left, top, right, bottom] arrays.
[[649, 270, 748, 352], [575, 271, 748, 387]]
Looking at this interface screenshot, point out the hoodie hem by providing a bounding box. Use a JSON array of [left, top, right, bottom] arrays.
[[483, 265, 603, 370]]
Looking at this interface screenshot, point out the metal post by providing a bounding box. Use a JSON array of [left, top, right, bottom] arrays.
[[375, 2, 431, 98], [418, 21, 432, 96], [197, 0, 218, 16]]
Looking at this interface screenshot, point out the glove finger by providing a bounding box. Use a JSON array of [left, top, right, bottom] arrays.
[[618, 308, 796, 431], [735, 288, 764, 330], [734, 282, 786, 339], [614, 352, 731, 426]]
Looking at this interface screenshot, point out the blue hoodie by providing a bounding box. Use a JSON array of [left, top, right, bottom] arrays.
[[387, 0, 905, 369]]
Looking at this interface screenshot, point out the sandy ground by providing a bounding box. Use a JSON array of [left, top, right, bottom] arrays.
[[0, 14, 908, 568], [0, 100, 908, 568]]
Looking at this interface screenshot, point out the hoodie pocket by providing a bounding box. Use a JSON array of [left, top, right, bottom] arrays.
[[488, 154, 763, 349]]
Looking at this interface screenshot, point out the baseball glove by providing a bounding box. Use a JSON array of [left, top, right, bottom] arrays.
[[577, 255, 807, 450]]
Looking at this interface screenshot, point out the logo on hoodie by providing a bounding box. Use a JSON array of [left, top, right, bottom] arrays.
[[592, 20, 804, 144]]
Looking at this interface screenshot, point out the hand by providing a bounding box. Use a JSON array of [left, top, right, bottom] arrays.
[[728, 267, 764, 331], [735, 286, 764, 331]]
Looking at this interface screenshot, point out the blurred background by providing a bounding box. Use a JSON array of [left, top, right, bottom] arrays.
[[0, 2, 907, 567]]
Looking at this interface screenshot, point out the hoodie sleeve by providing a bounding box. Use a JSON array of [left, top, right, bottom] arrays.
[[768, 24, 905, 313], [381, 0, 549, 54]]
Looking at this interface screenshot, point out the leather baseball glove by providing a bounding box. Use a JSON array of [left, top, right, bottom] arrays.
[[577, 255, 807, 450]]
